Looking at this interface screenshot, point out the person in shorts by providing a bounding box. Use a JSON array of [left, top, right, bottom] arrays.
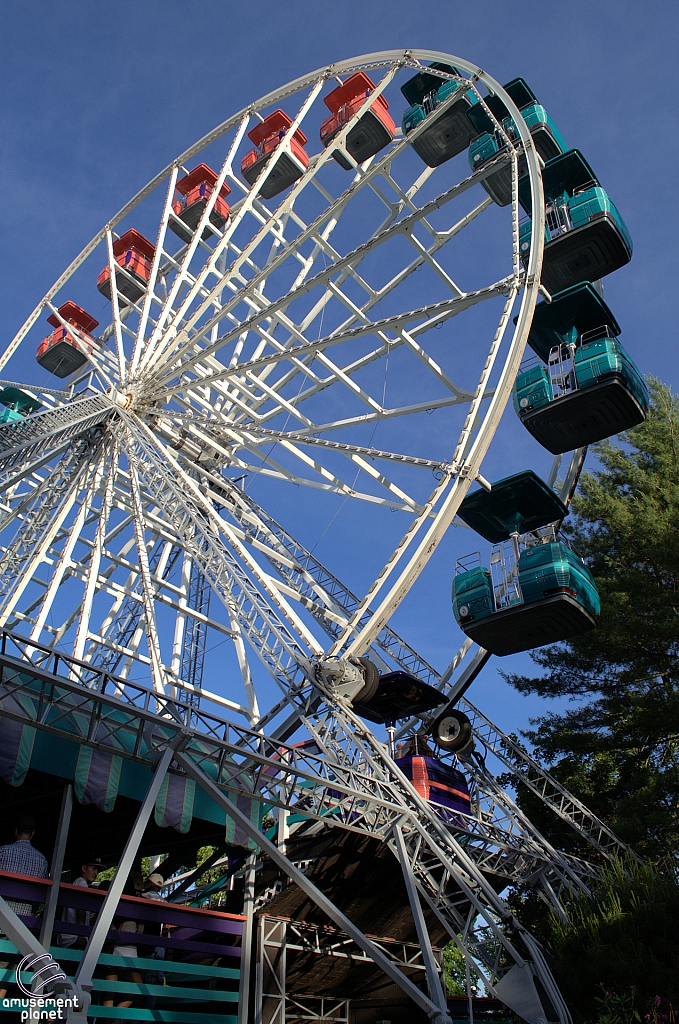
[[141, 874, 166, 1005], [102, 876, 143, 1014]]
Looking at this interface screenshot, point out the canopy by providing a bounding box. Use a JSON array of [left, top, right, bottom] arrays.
[[47, 301, 99, 333], [174, 163, 231, 199], [519, 148, 599, 210], [353, 671, 445, 725], [0, 657, 264, 859], [112, 229, 157, 260], [457, 470, 568, 542], [324, 72, 388, 112], [400, 62, 459, 106], [247, 109, 308, 147], [467, 77, 538, 135], [0, 387, 42, 415], [524, 283, 621, 360]]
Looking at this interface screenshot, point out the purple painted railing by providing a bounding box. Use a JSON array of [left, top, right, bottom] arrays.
[[0, 870, 244, 957]]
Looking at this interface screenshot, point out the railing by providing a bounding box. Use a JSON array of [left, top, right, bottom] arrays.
[[580, 324, 617, 346], [422, 86, 447, 116], [517, 350, 540, 374], [0, 628, 238, 731], [0, 872, 243, 1022], [454, 551, 481, 575], [548, 342, 577, 399], [489, 539, 522, 611], [545, 198, 572, 239], [571, 178, 599, 198]]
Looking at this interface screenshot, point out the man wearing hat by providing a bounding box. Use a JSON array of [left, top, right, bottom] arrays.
[[58, 857, 105, 948], [143, 873, 165, 899]]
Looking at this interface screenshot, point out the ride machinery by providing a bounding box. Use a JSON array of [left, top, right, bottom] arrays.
[[0, 51, 643, 1024]]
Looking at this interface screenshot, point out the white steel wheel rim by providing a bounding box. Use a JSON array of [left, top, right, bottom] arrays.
[[0, 49, 544, 727], [0, 54, 602, 1020]]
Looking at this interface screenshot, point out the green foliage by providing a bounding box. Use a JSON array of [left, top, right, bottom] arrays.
[[504, 379, 679, 858], [545, 856, 679, 1022], [591, 985, 641, 1024], [442, 940, 476, 997], [95, 855, 158, 885], [588, 986, 677, 1024], [193, 845, 227, 887]]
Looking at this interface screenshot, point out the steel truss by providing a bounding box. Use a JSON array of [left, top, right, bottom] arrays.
[[256, 915, 426, 1024], [0, 629, 595, 1022], [0, 50, 621, 1023]]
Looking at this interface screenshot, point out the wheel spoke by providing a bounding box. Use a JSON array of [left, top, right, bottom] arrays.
[[0, 51, 603, 1020]]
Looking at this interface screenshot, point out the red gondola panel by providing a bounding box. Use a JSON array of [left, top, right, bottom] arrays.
[[320, 72, 395, 169], [97, 229, 156, 304], [241, 110, 309, 200], [36, 302, 100, 378], [170, 163, 231, 243]]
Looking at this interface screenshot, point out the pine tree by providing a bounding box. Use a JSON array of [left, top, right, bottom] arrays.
[[504, 379, 679, 859]]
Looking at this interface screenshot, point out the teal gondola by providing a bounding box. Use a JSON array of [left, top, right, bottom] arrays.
[[467, 78, 566, 206], [452, 471, 599, 655], [518, 150, 633, 292], [0, 387, 42, 424], [513, 283, 648, 453], [401, 63, 478, 167]]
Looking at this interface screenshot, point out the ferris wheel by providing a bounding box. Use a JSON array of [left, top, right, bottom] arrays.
[[0, 50, 641, 1023]]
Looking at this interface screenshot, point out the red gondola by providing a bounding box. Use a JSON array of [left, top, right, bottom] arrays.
[[241, 110, 309, 200], [96, 229, 156, 304], [36, 302, 99, 378], [320, 72, 395, 169], [170, 163, 231, 244]]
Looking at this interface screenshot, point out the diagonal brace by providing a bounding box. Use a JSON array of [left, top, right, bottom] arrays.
[[40, 783, 73, 948], [73, 744, 175, 1000], [393, 823, 451, 1021], [0, 893, 82, 1011], [174, 749, 448, 1023]]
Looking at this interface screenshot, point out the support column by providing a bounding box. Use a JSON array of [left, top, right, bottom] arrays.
[[393, 825, 451, 1024], [74, 745, 174, 997], [238, 853, 257, 1024], [254, 917, 264, 1024], [40, 783, 73, 949], [174, 750, 445, 1023], [259, 917, 286, 1024], [276, 808, 288, 857]]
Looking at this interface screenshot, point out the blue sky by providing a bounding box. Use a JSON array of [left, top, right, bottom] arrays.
[[1, 1, 677, 742]]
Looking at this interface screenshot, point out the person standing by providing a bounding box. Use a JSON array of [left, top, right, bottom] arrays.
[[0, 816, 48, 1000], [58, 858, 104, 948], [141, 873, 166, 1005], [0, 816, 48, 914], [142, 873, 166, 901], [102, 875, 143, 1014]]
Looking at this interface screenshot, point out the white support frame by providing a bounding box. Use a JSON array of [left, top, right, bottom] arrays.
[[0, 51, 614, 1024]]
